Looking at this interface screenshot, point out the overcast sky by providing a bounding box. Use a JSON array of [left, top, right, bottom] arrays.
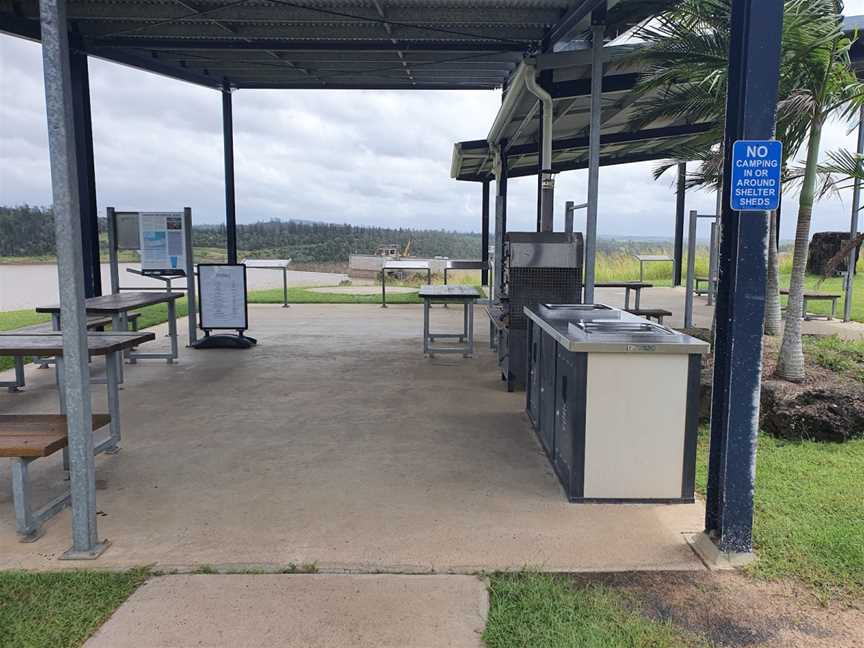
[[2, 3, 864, 240]]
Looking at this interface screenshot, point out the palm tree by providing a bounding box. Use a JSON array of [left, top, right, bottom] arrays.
[[630, 0, 863, 380], [774, 3, 864, 381]]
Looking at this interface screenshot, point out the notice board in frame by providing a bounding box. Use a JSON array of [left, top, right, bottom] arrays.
[[197, 263, 249, 332]]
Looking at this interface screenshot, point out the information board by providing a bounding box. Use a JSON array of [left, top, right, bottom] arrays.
[[730, 140, 783, 211], [139, 212, 187, 275], [115, 212, 141, 250], [198, 264, 248, 331]]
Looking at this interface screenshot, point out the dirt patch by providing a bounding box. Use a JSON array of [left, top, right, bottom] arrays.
[[565, 571, 864, 648], [693, 332, 864, 442]]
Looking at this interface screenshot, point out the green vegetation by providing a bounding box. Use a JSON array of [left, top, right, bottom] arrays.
[[483, 572, 706, 648], [696, 432, 864, 602], [249, 286, 421, 305], [0, 205, 482, 264], [0, 569, 148, 648], [804, 335, 864, 382]]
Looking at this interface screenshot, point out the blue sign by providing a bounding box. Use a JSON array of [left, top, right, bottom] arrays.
[[730, 140, 783, 211]]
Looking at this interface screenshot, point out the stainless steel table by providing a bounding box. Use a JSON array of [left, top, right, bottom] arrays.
[[382, 260, 431, 308], [242, 258, 292, 308], [419, 285, 480, 358], [634, 254, 674, 282]]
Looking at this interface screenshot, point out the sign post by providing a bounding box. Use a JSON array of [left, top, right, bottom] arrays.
[[730, 140, 783, 212]]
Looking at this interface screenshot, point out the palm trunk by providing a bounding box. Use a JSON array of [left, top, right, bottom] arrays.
[[764, 209, 782, 335], [776, 117, 824, 382]]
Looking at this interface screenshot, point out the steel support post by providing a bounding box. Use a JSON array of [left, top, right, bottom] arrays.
[[673, 163, 686, 286], [69, 49, 101, 298], [39, 0, 106, 559], [684, 210, 698, 328], [536, 98, 545, 232], [705, 0, 784, 557], [222, 86, 238, 265], [183, 207, 199, 346], [583, 9, 605, 304], [565, 201, 574, 234], [844, 106, 864, 322], [106, 207, 120, 294], [495, 148, 509, 299], [481, 179, 490, 286]]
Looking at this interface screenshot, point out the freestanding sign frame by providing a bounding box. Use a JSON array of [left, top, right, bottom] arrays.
[[193, 263, 256, 349]]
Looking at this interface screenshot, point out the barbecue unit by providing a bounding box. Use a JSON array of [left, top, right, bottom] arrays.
[[491, 232, 584, 391]]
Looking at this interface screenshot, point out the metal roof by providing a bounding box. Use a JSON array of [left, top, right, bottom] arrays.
[[450, 43, 714, 181], [449, 14, 864, 182], [0, 0, 675, 91]]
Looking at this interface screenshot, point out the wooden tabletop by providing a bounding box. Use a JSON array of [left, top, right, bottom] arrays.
[[419, 285, 481, 299], [0, 332, 155, 356], [595, 282, 653, 289], [36, 291, 183, 314]]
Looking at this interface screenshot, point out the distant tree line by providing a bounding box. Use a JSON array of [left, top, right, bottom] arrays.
[[0, 205, 55, 256], [0, 205, 483, 262]]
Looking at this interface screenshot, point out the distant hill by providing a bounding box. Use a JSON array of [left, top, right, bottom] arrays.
[[0, 206, 482, 263]]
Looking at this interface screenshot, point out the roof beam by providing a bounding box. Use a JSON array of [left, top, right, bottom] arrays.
[[507, 122, 713, 156], [85, 38, 530, 53], [544, 0, 607, 51]]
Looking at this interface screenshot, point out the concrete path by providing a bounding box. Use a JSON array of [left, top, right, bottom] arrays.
[[86, 574, 488, 648]]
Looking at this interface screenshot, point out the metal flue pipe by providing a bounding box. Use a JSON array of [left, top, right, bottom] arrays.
[[524, 69, 555, 232]]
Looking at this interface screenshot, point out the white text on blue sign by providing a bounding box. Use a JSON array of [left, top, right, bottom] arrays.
[[730, 140, 783, 211]]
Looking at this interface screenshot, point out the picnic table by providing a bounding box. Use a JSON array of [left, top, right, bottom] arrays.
[[0, 331, 154, 456], [381, 260, 431, 308], [418, 285, 480, 358], [241, 258, 291, 308], [780, 289, 842, 320], [37, 292, 182, 371], [594, 281, 653, 309]]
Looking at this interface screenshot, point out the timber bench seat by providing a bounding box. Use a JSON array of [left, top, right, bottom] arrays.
[[1, 414, 110, 541], [626, 308, 673, 324], [780, 289, 841, 320]]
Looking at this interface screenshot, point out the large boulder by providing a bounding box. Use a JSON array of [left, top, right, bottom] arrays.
[[806, 231, 861, 276]]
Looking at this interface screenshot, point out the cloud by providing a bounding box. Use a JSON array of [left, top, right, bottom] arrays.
[[1, 30, 859, 240]]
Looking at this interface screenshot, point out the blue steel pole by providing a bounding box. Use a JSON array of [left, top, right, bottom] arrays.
[[481, 179, 490, 287], [705, 0, 784, 554]]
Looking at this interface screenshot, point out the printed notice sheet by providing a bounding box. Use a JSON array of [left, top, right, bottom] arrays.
[[139, 212, 186, 273], [199, 264, 247, 330]]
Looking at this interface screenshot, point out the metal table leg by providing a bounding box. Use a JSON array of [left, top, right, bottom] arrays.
[[282, 267, 290, 308], [466, 301, 475, 358], [635, 288, 642, 310], [423, 297, 430, 355], [381, 270, 387, 308], [167, 299, 178, 363], [624, 288, 631, 310], [56, 355, 70, 474], [111, 313, 125, 382], [102, 349, 121, 454]]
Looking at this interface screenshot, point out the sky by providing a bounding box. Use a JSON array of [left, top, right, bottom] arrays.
[[2, 3, 864, 240]]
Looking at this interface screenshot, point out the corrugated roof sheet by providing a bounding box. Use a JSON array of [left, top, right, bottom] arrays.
[[0, 0, 675, 90]]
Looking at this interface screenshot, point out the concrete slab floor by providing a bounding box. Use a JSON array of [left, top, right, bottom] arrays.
[[84, 574, 488, 648], [0, 304, 705, 572]]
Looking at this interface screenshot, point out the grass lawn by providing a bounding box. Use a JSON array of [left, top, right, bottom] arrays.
[[696, 432, 864, 602], [248, 286, 422, 305], [0, 569, 148, 648], [483, 572, 707, 648]]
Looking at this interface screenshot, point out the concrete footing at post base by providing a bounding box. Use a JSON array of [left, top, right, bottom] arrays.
[[687, 531, 756, 570]]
